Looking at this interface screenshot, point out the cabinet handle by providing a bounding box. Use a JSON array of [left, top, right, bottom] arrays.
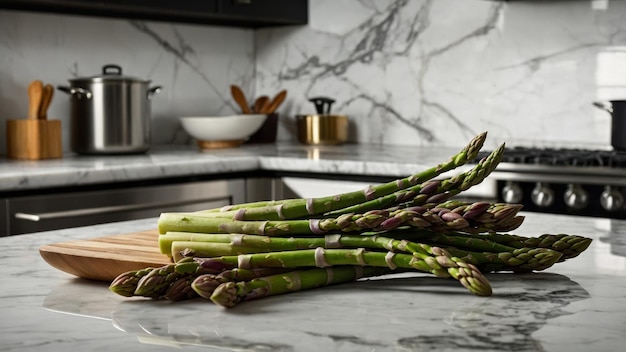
[[14, 198, 225, 222]]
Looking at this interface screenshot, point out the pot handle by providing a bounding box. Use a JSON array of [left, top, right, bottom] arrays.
[[56, 86, 93, 99], [103, 64, 122, 76], [309, 96, 335, 114], [147, 86, 162, 100], [593, 101, 613, 114]]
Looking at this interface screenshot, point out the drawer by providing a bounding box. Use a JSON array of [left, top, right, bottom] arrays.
[[3, 179, 245, 236]]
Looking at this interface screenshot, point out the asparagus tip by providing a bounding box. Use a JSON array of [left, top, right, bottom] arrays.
[[210, 282, 241, 308], [191, 274, 227, 299]]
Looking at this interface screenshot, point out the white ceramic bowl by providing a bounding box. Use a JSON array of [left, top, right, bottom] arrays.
[[180, 114, 267, 143]]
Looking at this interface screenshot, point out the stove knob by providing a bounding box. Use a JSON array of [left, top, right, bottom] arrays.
[[564, 184, 588, 210], [531, 182, 555, 207], [502, 181, 523, 203], [600, 186, 624, 212]]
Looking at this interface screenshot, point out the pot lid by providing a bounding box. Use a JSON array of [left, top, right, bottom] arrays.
[[69, 64, 150, 83]]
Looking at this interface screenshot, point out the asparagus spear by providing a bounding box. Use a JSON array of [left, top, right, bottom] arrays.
[[390, 229, 592, 261], [192, 132, 488, 220], [191, 268, 295, 299], [326, 143, 505, 216], [210, 266, 389, 308], [443, 246, 563, 272], [191, 247, 492, 296], [161, 231, 435, 258], [470, 233, 593, 261], [157, 199, 522, 237]]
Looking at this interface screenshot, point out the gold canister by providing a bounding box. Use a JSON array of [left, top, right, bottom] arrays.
[[296, 114, 348, 145]]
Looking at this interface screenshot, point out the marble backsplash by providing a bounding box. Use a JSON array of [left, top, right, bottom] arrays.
[[0, 9, 255, 155], [257, 0, 626, 150], [2, 0, 626, 155]]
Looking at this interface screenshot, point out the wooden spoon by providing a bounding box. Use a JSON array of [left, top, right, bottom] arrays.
[[27, 80, 43, 120], [253, 95, 269, 113], [230, 85, 252, 114], [263, 90, 288, 114], [38, 84, 54, 120]]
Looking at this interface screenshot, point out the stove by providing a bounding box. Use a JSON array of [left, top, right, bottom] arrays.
[[473, 147, 626, 219]]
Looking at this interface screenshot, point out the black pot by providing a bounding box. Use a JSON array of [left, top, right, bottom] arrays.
[[594, 100, 626, 151]]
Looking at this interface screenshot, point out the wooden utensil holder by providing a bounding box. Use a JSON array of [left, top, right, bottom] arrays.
[[6, 119, 62, 160]]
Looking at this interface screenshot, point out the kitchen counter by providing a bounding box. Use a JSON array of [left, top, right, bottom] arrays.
[[2, 212, 625, 352], [0, 143, 472, 192]]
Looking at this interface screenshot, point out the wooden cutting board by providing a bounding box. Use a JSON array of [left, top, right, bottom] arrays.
[[39, 229, 172, 282]]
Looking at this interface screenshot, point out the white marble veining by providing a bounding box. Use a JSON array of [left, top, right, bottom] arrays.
[[256, 0, 626, 149], [0, 142, 475, 192], [1, 213, 625, 351]]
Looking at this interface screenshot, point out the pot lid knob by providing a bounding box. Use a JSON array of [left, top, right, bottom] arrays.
[[102, 64, 122, 76], [309, 96, 335, 114]]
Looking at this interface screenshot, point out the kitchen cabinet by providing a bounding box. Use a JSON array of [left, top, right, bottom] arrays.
[[0, 178, 248, 236], [0, 0, 308, 28]]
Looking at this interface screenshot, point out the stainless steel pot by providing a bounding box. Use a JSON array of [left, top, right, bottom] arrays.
[[58, 64, 161, 154]]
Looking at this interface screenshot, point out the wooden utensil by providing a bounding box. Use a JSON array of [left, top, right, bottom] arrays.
[[264, 89, 288, 114], [39, 229, 170, 282], [253, 95, 269, 113], [27, 80, 43, 120], [230, 85, 252, 114], [38, 83, 54, 120]]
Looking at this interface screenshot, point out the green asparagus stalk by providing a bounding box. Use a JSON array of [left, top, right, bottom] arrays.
[[389, 229, 592, 261], [192, 132, 488, 220], [468, 233, 593, 261], [191, 268, 295, 299], [385, 230, 524, 253], [157, 198, 522, 237], [191, 247, 492, 296], [325, 143, 505, 217], [170, 242, 261, 261], [160, 231, 427, 258], [443, 246, 563, 272], [210, 266, 389, 308]]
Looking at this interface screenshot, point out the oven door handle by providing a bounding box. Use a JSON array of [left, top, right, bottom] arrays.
[[13, 198, 222, 222]]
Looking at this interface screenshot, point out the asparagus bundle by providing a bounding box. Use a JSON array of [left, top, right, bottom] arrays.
[[158, 231, 565, 272], [108, 132, 594, 308]]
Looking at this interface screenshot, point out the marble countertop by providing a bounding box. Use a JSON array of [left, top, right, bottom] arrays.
[[2, 212, 625, 351], [0, 143, 473, 192]]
